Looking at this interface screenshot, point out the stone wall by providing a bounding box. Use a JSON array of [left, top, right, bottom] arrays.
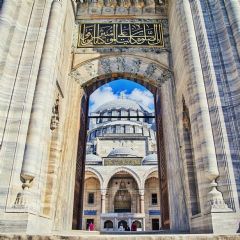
[[0, 0, 77, 233], [0, 234, 240, 240]]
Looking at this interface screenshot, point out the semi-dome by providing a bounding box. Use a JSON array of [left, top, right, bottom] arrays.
[[94, 99, 145, 113], [108, 147, 139, 157], [86, 154, 102, 165], [142, 153, 157, 165]]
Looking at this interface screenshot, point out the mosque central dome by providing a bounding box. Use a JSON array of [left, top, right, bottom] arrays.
[[94, 99, 146, 113]]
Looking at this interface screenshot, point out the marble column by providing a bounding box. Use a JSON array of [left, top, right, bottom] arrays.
[[15, 0, 65, 207], [101, 190, 106, 214], [128, 218, 132, 230], [142, 218, 145, 231], [114, 217, 118, 231], [139, 190, 145, 214], [224, 0, 240, 58], [182, 0, 231, 212]]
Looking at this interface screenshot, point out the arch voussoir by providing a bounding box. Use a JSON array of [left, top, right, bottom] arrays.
[[70, 55, 172, 88]]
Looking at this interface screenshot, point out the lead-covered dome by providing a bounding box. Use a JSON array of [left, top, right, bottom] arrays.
[[108, 147, 139, 157], [86, 154, 102, 165], [94, 99, 145, 113], [142, 153, 157, 165]]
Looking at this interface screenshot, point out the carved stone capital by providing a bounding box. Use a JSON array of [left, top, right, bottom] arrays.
[[139, 189, 144, 196], [101, 189, 107, 196]]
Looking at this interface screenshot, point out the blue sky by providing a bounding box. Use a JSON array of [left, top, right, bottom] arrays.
[[104, 79, 149, 95], [89, 79, 154, 112]]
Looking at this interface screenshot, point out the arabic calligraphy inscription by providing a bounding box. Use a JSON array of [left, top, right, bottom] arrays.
[[78, 22, 164, 47]]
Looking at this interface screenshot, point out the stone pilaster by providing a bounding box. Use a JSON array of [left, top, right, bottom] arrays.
[[101, 190, 106, 214], [160, 78, 189, 231], [0, 1, 34, 149], [181, 0, 231, 213], [139, 190, 145, 214], [0, 0, 18, 75], [224, 0, 240, 58], [15, 0, 66, 209], [190, 0, 239, 213]]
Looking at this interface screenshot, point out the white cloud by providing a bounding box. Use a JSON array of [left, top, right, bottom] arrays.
[[89, 85, 154, 113], [89, 86, 117, 112], [126, 88, 154, 112]]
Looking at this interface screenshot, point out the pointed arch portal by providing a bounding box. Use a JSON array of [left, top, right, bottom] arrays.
[[71, 55, 172, 230]]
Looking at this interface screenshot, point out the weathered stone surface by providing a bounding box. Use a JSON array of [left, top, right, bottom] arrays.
[[0, 234, 240, 240]]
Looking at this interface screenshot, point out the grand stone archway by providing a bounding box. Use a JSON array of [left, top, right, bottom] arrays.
[[0, 0, 240, 235], [70, 55, 179, 230], [70, 55, 171, 89]]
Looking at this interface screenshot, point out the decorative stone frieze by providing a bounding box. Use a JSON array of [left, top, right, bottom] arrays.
[[76, 0, 168, 18], [70, 55, 172, 88]]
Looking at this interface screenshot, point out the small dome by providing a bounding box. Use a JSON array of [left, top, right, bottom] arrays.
[[108, 147, 139, 157], [142, 153, 157, 165], [101, 120, 142, 127], [94, 99, 145, 113], [86, 154, 102, 165]]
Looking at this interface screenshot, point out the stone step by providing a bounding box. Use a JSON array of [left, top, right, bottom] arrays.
[[0, 234, 240, 240], [100, 230, 184, 235]]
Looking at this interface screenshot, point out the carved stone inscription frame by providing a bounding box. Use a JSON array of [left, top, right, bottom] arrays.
[[78, 22, 164, 48]]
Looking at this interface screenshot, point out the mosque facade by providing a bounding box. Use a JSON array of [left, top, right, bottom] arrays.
[[83, 98, 159, 231]]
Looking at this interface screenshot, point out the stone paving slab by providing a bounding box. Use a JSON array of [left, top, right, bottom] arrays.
[[0, 235, 240, 240]]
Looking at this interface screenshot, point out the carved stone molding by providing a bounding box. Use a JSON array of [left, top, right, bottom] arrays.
[[70, 55, 172, 88], [75, 0, 168, 18]]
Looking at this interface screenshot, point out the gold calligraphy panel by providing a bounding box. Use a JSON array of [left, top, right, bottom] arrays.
[[78, 23, 164, 47], [104, 158, 142, 166]]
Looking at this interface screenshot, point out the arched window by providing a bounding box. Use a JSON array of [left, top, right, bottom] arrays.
[[121, 109, 128, 119], [118, 220, 128, 229], [132, 220, 142, 228], [104, 220, 113, 229], [129, 126, 134, 133], [107, 126, 111, 133], [116, 125, 120, 133], [102, 128, 107, 134], [117, 110, 121, 120], [125, 125, 130, 133]]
